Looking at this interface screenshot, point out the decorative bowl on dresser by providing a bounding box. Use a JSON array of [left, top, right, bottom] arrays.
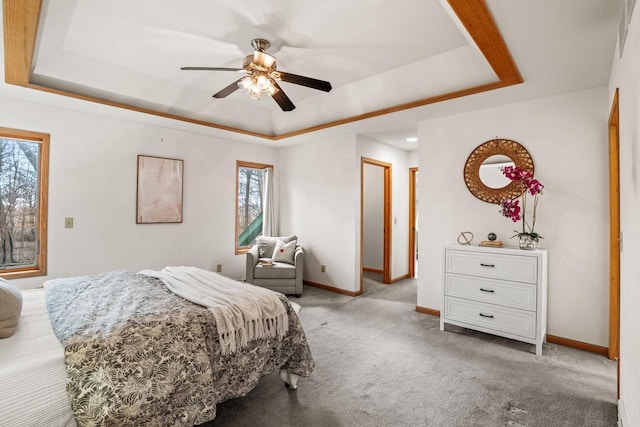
[[440, 244, 548, 355]]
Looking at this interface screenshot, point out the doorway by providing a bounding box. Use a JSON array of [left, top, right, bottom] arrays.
[[360, 157, 392, 292], [409, 168, 419, 278]]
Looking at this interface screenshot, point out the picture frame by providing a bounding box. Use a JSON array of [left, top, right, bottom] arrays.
[[136, 155, 184, 224]]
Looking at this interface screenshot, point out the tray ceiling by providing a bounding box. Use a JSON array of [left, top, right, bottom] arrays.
[[2, 0, 621, 145], [4, 0, 520, 139]]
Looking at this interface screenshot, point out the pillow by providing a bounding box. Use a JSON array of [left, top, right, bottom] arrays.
[[0, 277, 23, 338], [256, 235, 297, 258], [272, 240, 297, 264]]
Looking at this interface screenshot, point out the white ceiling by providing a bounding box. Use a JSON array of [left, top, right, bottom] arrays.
[[2, 0, 625, 150]]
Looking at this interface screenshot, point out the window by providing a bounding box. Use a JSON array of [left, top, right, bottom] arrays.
[[236, 161, 271, 254], [0, 127, 49, 279]]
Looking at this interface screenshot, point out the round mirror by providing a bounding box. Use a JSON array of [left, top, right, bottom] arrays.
[[463, 139, 534, 204], [479, 155, 515, 189]]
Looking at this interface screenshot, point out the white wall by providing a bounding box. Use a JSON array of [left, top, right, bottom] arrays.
[[363, 163, 384, 270], [278, 135, 412, 291], [2, 96, 279, 289], [278, 135, 359, 292], [357, 137, 411, 280], [408, 150, 418, 168], [417, 87, 610, 347], [609, 4, 640, 424]]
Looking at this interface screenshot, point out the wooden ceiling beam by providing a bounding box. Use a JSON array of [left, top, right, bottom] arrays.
[[3, 0, 41, 85], [447, 0, 523, 84]]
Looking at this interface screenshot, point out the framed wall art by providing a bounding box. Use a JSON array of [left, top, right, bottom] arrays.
[[136, 155, 184, 224]]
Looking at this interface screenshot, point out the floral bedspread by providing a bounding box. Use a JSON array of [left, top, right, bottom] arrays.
[[45, 270, 314, 427]]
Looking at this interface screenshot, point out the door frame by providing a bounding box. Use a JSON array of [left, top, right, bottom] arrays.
[[608, 88, 621, 383], [360, 157, 392, 293], [608, 88, 620, 364], [409, 167, 418, 278]]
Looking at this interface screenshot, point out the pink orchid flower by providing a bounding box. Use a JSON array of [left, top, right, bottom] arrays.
[[500, 199, 521, 222], [500, 165, 545, 240], [525, 178, 544, 196]]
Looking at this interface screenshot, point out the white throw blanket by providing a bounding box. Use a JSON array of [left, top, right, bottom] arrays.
[[139, 266, 288, 355]]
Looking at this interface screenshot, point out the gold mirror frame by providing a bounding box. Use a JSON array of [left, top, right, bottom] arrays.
[[463, 139, 534, 204]]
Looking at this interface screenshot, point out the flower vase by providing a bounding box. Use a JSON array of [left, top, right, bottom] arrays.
[[518, 234, 538, 250]]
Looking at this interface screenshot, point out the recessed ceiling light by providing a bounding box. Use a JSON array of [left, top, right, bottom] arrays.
[[406, 137, 418, 142]]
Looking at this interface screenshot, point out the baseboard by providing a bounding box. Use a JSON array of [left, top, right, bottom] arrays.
[[362, 269, 410, 284], [416, 305, 440, 317], [546, 335, 608, 356], [618, 399, 628, 427], [303, 280, 360, 297], [391, 274, 410, 283]]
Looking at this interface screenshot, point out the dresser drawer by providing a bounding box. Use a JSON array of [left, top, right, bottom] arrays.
[[445, 250, 537, 284], [444, 297, 536, 339], [445, 274, 537, 311]]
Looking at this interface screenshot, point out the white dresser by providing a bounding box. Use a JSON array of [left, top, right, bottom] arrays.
[[440, 244, 548, 355]]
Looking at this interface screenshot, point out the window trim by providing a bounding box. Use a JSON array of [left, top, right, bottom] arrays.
[[0, 126, 49, 279], [235, 160, 272, 255]]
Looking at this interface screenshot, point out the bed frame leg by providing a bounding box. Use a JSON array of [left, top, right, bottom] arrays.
[[279, 369, 299, 390]]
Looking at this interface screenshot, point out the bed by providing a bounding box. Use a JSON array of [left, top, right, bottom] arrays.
[[0, 288, 76, 426], [0, 268, 314, 426]]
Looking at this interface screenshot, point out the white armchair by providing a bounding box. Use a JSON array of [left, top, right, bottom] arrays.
[[245, 235, 304, 297]]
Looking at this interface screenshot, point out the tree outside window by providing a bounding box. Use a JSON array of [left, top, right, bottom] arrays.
[[0, 127, 48, 279], [236, 161, 270, 253]]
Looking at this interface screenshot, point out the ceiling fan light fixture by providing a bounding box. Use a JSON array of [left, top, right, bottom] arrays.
[[238, 71, 277, 100], [256, 73, 271, 90], [247, 85, 263, 100], [238, 76, 253, 90], [266, 81, 279, 96], [182, 38, 331, 111]]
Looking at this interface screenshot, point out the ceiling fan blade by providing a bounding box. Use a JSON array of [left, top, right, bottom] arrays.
[[213, 79, 243, 98], [277, 72, 332, 92], [271, 81, 295, 111], [181, 66, 244, 72]]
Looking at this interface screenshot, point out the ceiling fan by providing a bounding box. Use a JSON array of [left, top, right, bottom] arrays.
[[181, 38, 332, 111]]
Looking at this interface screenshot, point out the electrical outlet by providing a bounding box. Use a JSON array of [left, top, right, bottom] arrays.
[[321, 264, 326, 273], [216, 264, 222, 273], [64, 217, 74, 228]]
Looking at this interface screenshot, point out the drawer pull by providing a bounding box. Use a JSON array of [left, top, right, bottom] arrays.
[[479, 313, 494, 319], [479, 288, 495, 293], [480, 263, 495, 268]]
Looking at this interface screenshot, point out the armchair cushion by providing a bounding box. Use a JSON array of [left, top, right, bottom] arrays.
[[256, 235, 297, 258], [272, 240, 296, 264], [254, 262, 297, 279]]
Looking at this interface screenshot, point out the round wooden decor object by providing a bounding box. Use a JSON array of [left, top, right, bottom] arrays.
[[463, 138, 534, 204]]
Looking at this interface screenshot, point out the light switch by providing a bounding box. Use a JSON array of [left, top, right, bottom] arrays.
[[64, 217, 74, 228]]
